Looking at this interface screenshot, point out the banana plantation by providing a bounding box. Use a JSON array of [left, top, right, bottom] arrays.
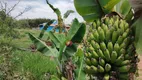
[[0, 0, 142, 80]]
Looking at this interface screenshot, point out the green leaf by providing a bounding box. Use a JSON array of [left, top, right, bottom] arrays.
[[74, 0, 121, 22], [54, 33, 66, 44], [115, 0, 132, 19], [28, 33, 59, 57], [74, 49, 86, 80], [38, 20, 54, 39], [64, 44, 78, 57], [66, 18, 81, 41], [133, 16, 142, 54], [74, 0, 102, 22], [64, 10, 75, 19], [48, 31, 61, 48], [99, 0, 121, 13], [71, 23, 86, 43], [59, 18, 85, 60], [48, 32, 66, 48]]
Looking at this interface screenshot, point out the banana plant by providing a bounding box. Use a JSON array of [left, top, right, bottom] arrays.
[[28, 1, 86, 80], [46, 0, 74, 33], [74, 0, 141, 80]]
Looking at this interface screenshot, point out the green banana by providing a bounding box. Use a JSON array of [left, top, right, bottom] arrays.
[[115, 54, 124, 66], [100, 42, 107, 51], [119, 48, 126, 55], [112, 31, 118, 44], [98, 27, 105, 41], [111, 51, 118, 63], [88, 33, 94, 41], [91, 40, 100, 50], [92, 51, 99, 59], [122, 32, 128, 39], [99, 58, 105, 66], [124, 23, 129, 30], [114, 43, 120, 53], [91, 58, 98, 66], [117, 29, 123, 35], [120, 43, 126, 49], [105, 30, 111, 42], [105, 63, 111, 72], [97, 49, 105, 59], [96, 19, 101, 26], [92, 22, 97, 29], [103, 74, 110, 80], [84, 53, 89, 58], [114, 21, 119, 29], [98, 65, 105, 73], [107, 42, 113, 53], [104, 49, 111, 62], [84, 65, 92, 74], [108, 18, 113, 26], [110, 27, 115, 34], [91, 66, 98, 73], [93, 29, 99, 42], [120, 60, 130, 66], [85, 58, 91, 65], [104, 17, 109, 25], [88, 45, 94, 52], [119, 22, 125, 33], [102, 24, 108, 33], [123, 37, 130, 47], [118, 65, 130, 73], [116, 36, 123, 44]]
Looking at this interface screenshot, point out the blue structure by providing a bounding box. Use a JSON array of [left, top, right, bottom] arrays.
[[39, 21, 61, 32]]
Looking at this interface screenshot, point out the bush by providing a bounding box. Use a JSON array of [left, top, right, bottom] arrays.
[[17, 18, 51, 28]]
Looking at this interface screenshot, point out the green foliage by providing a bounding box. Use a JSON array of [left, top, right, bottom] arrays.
[[0, 10, 19, 38], [17, 18, 51, 28], [16, 19, 30, 29], [74, 49, 86, 80], [64, 10, 75, 19], [74, 0, 121, 22], [71, 23, 86, 43], [28, 33, 59, 57], [115, 0, 133, 20]]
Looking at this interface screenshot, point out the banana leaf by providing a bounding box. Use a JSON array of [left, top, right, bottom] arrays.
[[115, 0, 133, 20], [59, 18, 86, 60], [74, 0, 121, 22], [28, 33, 59, 57], [64, 10, 75, 19]]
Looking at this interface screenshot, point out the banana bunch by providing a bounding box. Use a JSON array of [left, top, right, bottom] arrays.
[[85, 16, 138, 80]]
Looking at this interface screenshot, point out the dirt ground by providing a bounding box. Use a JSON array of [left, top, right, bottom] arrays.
[[138, 55, 142, 79]]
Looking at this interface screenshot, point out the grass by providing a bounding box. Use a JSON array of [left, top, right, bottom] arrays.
[[12, 29, 49, 48], [0, 28, 58, 80], [12, 50, 57, 80]]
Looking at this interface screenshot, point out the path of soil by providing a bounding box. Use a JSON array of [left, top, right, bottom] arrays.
[[138, 55, 142, 80]]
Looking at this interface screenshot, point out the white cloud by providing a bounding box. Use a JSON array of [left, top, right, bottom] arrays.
[[6, 0, 84, 24]]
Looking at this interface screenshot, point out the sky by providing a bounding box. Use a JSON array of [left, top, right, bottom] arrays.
[[4, 0, 84, 24]]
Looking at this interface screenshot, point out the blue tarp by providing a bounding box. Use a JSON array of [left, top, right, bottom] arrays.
[[39, 21, 64, 32], [39, 26, 65, 32]]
